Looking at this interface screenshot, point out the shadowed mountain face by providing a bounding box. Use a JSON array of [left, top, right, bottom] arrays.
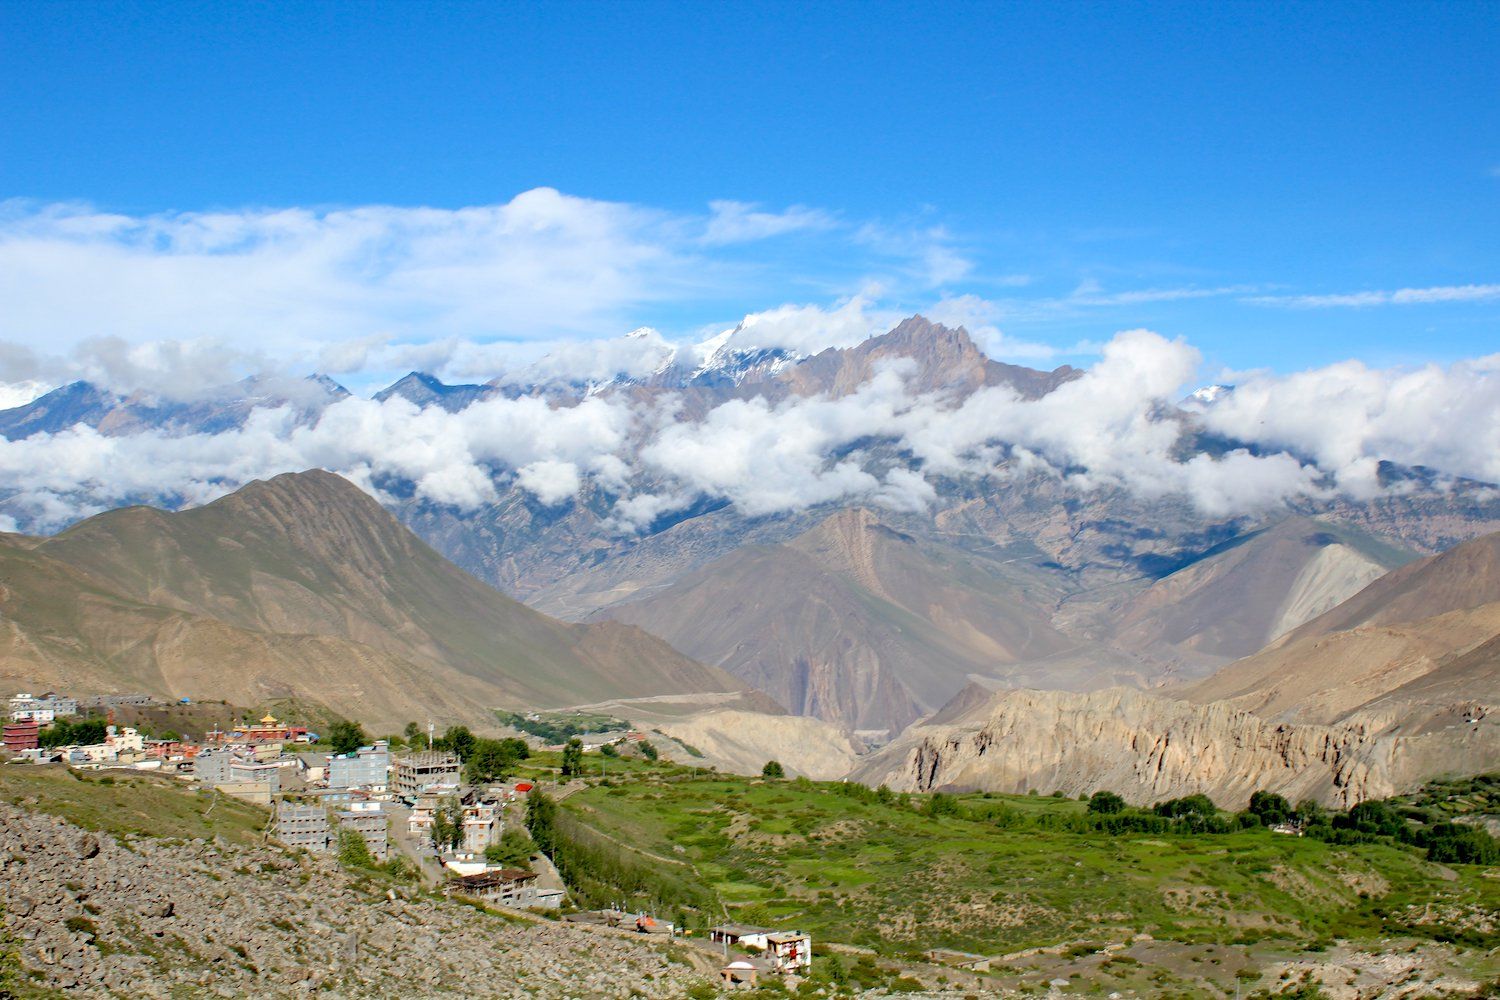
[[0, 470, 748, 730]]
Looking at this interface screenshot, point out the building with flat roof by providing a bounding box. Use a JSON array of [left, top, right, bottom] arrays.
[[8, 693, 78, 724], [276, 803, 332, 853], [194, 747, 282, 794], [393, 751, 462, 800], [336, 804, 388, 861], [461, 802, 503, 853], [444, 869, 559, 909], [327, 742, 390, 791], [3, 719, 40, 752]]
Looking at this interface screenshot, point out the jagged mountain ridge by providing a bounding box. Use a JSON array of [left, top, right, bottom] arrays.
[[0, 470, 751, 729], [0, 374, 350, 440], [855, 529, 1500, 806], [4, 317, 1500, 738]]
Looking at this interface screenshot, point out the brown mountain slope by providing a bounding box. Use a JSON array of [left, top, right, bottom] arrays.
[[0, 470, 747, 729], [1180, 601, 1500, 725], [596, 508, 1137, 732], [1107, 517, 1414, 666], [854, 532, 1500, 806], [1182, 530, 1500, 724], [1277, 530, 1500, 643], [776, 316, 1080, 400]]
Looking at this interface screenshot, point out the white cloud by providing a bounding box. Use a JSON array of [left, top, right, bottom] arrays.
[[1247, 283, 1500, 308], [713, 294, 897, 357], [1, 320, 1497, 535], [701, 201, 834, 245]]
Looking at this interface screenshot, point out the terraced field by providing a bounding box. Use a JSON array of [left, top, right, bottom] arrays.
[[554, 766, 1500, 994]]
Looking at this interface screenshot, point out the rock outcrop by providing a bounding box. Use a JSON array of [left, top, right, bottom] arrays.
[[655, 709, 865, 780], [851, 686, 1498, 809]]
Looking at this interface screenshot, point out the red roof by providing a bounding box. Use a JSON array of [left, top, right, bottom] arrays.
[[514, 782, 534, 792]]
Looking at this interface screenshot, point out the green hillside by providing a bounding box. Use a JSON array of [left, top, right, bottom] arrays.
[[547, 763, 1500, 995]]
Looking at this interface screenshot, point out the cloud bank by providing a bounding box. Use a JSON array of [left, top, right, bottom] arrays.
[[1, 328, 1495, 535]]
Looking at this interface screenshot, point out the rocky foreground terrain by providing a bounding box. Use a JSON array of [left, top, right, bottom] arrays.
[[0, 801, 710, 998]]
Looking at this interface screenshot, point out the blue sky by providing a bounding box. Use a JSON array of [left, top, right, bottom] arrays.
[[0, 0, 1497, 384]]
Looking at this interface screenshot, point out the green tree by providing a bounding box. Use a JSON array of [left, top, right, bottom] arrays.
[[637, 739, 658, 761], [483, 828, 536, 870], [526, 788, 558, 858], [1248, 790, 1293, 826], [328, 719, 368, 755], [429, 797, 464, 853], [1088, 790, 1127, 815], [338, 828, 375, 869], [39, 718, 108, 748], [1296, 799, 1326, 826], [439, 725, 476, 761], [762, 759, 785, 779], [403, 720, 422, 744], [560, 738, 584, 778], [922, 792, 960, 818], [1153, 794, 1217, 819], [464, 737, 530, 784]]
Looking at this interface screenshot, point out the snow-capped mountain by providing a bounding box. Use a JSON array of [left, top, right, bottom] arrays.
[[1182, 383, 1234, 410]]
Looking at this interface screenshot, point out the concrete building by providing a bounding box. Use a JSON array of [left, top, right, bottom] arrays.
[[709, 924, 774, 950], [3, 720, 40, 753], [276, 803, 332, 853], [296, 752, 330, 783], [76, 693, 152, 710], [195, 748, 282, 794], [765, 933, 812, 972], [230, 759, 282, 794], [392, 751, 461, 800], [445, 869, 560, 910], [8, 693, 78, 724], [327, 742, 390, 791], [461, 802, 503, 854], [336, 802, 388, 861], [193, 747, 233, 785]]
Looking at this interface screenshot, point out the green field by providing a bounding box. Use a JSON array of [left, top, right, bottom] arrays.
[[556, 769, 1500, 962], [0, 764, 269, 847]]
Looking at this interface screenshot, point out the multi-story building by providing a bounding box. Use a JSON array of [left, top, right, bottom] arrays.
[[327, 741, 390, 791], [7, 693, 79, 724], [194, 748, 282, 793], [462, 802, 503, 854], [68, 726, 146, 765], [392, 751, 461, 801], [336, 803, 388, 860], [221, 713, 310, 745], [76, 694, 152, 710], [276, 803, 332, 853], [2, 719, 40, 752]]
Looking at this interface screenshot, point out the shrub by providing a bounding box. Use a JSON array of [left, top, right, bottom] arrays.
[[762, 760, 785, 779], [922, 792, 960, 818], [1088, 791, 1127, 815], [1247, 790, 1293, 826]]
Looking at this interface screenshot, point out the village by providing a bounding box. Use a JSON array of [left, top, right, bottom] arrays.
[[3, 692, 815, 989]]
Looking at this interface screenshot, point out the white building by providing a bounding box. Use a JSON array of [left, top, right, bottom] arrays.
[[8, 693, 79, 724]]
